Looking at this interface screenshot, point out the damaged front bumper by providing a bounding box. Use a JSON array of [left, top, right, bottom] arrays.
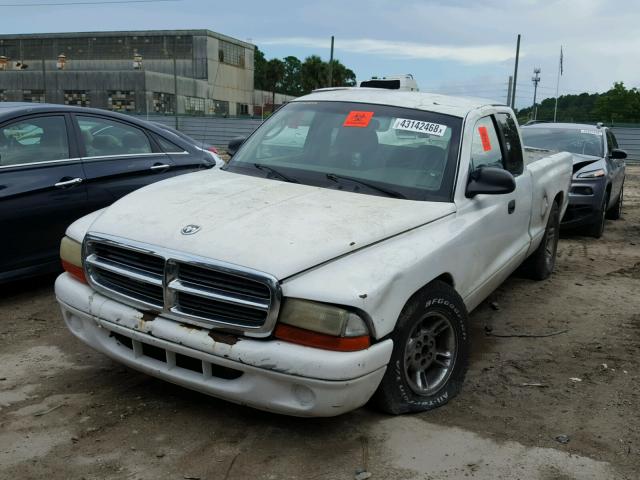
[[55, 273, 392, 417]]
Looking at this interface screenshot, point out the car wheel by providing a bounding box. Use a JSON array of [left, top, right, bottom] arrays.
[[371, 280, 469, 415], [606, 183, 623, 220], [588, 191, 609, 238], [522, 200, 560, 280]]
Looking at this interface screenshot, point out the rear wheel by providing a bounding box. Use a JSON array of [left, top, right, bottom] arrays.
[[606, 183, 623, 220], [372, 281, 469, 414], [522, 201, 560, 280]]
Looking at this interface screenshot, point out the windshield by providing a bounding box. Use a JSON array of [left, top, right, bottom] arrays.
[[224, 101, 462, 202], [522, 127, 604, 157]]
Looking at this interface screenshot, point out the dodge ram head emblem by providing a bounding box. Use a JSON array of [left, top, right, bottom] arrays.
[[181, 224, 201, 235]]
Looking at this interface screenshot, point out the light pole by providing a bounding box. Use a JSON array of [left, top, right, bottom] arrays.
[[531, 67, 541, 120], [510, 34, 521, 108]]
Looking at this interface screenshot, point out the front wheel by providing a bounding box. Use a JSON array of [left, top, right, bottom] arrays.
[[372, 281, 470, 414], [588, 191, 609, 238]]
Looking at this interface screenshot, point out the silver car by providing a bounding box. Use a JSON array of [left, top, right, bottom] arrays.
[[522, 123, 626, 237]]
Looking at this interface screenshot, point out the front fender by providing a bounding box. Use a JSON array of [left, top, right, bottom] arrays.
[[281, 213, 464, 340]]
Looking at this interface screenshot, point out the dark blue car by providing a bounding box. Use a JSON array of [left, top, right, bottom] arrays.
[[522, 123, 626, 238], [0, 102, 218, 283]]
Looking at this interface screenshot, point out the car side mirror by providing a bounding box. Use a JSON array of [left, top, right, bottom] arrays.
[[610, 149, 627, 160], [466, 167, 516, 198], [228, 136, 246, 157]]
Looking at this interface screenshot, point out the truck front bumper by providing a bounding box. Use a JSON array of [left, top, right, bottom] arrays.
[[55, 273, 393, 417]]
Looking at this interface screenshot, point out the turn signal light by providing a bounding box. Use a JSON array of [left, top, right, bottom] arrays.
[[275, 324, 371, 352], [62, 259, 87, 284]]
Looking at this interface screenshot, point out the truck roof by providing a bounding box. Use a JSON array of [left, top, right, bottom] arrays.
[[295, 87, 504, 118]]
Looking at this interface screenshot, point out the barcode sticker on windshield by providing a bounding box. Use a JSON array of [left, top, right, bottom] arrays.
[[392, 118, 447, 136], [580, 129, 603, 136]]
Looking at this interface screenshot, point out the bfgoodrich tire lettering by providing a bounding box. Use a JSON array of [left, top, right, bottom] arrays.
[[372, 280, 470, 414]]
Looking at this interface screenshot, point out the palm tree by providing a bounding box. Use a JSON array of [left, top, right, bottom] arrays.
[[301, 55, 327, 93]]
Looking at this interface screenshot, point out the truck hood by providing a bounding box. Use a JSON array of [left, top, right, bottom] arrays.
[[88, 170, 455, 279], [571, 154, 604, 176], [572, 153, 602, 165]]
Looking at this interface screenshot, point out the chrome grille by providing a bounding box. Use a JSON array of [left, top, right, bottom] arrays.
[[84, 234, 281, 337]]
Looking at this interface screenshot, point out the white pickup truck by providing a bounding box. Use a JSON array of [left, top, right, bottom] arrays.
[[56, 89, 572, 417]]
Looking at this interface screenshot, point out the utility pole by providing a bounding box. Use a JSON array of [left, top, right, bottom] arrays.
[[511, 34, 521, 108], [328, 35, 334, 87], [506, 75, 513, 106], [41, 38, 47, 102], [173, 36, 178, 129], [531, 67, 541, 120]]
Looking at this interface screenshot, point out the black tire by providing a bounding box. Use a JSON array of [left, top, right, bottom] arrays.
[[372, 280, 470, 415], [588, 191, 609, 238], [522, 200, 560, 280], [606, 183, 623, 220]]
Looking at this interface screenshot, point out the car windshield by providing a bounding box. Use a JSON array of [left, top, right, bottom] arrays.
[[522, 127, 604, 157], [224, 101, 462, 202]]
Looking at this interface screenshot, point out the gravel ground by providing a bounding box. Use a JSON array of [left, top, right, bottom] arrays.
[[1, 166, 638, 480]]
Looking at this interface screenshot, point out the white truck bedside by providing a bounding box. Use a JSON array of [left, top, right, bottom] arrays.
[[56, 88, 572, 417]]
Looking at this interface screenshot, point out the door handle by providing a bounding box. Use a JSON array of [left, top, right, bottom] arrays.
[[54, 177, 83, 188], [508, 199, 516, 214], [150, 163, 171, 171]]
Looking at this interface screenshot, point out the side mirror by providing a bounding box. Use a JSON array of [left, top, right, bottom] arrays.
[[466, 167, 516, 198], [227, 136, 246, 157], [610, 149, 627, 160]]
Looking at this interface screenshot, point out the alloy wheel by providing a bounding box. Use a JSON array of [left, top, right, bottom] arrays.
[[404, 312, 457, 396]]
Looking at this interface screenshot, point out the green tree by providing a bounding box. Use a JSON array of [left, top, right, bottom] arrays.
[[301, 55, 327, 93], [265, 58, 285, 107], [254, 47, 358, 98], [517, 81, 640, 124], [282, 56, 303, 96], [253, 47, 268, 91], [327, 59, 357, 87], [593, 82, 640, 123]]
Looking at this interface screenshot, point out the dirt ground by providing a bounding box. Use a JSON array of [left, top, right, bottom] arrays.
[[1, 167, 639, 480]]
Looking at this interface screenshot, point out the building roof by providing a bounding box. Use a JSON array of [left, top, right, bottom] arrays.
[[296, 87, 505, 118], [0, 29, 255, 49]]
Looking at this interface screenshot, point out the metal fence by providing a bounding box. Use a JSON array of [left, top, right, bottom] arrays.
[[611, 127, 640, 164], [132, 114, 640, 163], [131, 114, 263, 149]]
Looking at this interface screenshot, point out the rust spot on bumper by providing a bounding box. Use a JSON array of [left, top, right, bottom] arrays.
[[140, 311, 160, 323], [209, 331, 239, 345]]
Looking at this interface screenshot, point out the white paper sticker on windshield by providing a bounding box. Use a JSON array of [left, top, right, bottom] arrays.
[[393, 118, 447, 136], [580, 129, 603, 136]]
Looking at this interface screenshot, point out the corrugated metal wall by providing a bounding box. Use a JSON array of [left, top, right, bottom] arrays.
[[611, 127, 640, 164], [132, 114, 262, 148], [132, 115, 640, 163]]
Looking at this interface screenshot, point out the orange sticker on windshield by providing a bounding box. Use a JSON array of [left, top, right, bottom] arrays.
[[478, 126, 492, 151], [343, 111, 374, 128]]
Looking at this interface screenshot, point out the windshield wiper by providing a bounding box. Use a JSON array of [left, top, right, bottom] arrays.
[[253, 163, 298, 183], [326, 173, 406, 199]]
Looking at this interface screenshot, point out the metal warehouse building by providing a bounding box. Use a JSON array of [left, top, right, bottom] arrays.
[[0, 30, 255, 116]]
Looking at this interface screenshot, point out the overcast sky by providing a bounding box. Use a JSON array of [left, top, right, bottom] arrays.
[[2, 0, 638, 107]]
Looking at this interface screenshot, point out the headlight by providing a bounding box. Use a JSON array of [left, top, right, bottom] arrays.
[[60, 236, 86, 283], [577, 168, 605, 179], [275, 298, 370, 351]]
